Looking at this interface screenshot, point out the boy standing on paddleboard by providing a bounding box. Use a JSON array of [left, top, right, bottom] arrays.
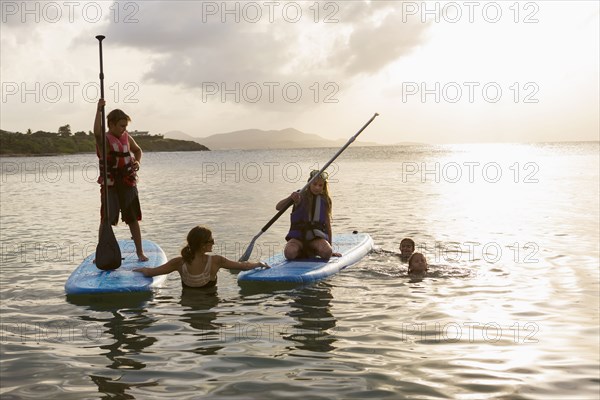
[[94, 99, 148, 261]]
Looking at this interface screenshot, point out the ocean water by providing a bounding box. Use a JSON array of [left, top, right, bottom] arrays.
[[1, 143, 598, 399]]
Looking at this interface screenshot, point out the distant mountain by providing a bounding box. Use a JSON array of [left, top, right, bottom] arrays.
[[164, 128, 382, 150], [392, 141, 423, 146], [162, 130, 199, 142]]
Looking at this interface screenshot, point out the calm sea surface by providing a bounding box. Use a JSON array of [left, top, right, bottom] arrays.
[[1, 143, 598, 399]]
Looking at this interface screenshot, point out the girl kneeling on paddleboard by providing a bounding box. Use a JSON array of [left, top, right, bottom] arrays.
[[134, 226, 268, 288], [277, 170, 342, 260]]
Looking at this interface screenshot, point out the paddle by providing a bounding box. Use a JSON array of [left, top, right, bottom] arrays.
[[95, 35, 122, 271], [238, 112, 380, 261]]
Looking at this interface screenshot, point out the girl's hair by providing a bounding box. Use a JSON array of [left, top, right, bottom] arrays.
[[303, 170, 332, 218], [107, 109, 131, 126], [181, 226, 213, 263]]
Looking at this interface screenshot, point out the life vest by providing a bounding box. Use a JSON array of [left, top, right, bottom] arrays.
[[97, 131, 137, 187], [286, 194, 329, 242]]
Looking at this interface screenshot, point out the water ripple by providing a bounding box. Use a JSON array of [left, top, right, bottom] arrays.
[[1, 146, 599, 399]]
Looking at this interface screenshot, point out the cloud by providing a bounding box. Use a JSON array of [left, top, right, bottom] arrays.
[[330, 6, 429, 75], [86, 1, 430, 109]]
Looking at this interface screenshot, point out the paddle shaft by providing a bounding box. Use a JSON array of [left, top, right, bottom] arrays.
[[238, 113, 379, 261], [260, 112, 380, 233], [96, 35, 109, 222]]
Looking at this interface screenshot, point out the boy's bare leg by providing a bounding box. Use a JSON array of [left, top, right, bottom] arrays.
[[128, 219, 148, 261]]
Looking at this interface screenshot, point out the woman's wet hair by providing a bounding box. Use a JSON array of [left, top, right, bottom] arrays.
[[181, 226, 213, 263]]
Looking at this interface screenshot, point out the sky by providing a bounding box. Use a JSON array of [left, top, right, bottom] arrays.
[[1, 0, 598, 144]]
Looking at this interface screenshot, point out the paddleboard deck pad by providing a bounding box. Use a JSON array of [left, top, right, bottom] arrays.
[[238, 232, 373, 284], [65, 239, 167, 295]]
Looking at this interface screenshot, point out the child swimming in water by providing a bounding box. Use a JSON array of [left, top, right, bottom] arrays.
[[407, 252, 428, 275], [399, 238, 415, 262]]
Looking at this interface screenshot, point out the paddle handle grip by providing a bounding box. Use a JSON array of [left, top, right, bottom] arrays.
[[96, 35, 105, 98]]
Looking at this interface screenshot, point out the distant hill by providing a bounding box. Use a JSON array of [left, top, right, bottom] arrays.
[[134, 135, 209, 152], [164, 128, 382, 150], [392, 141, 423, 146]]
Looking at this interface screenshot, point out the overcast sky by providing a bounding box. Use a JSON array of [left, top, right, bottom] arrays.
[[1, 1, 598, 144]]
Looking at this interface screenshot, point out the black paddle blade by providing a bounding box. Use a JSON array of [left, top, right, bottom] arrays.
[[96, 222, 121, 270], [238, 239, 256, 262]]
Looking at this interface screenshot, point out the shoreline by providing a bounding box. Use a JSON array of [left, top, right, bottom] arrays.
[[0, 152, 96, 158], [0, 149, 211, 158]]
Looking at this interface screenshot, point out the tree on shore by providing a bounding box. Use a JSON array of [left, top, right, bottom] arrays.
[[58, 124, 72, 137]]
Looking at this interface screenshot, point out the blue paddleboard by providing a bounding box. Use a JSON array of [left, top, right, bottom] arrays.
[[65, 239, 167, 295], [238, 232, 373, 284]]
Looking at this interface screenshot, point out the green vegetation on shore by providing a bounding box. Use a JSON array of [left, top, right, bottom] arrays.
[[0, 125, 209, 156]]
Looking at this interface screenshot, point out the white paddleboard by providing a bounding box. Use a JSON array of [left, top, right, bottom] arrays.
[[65, 239, 167, 295], [238, 232, 373, 284]]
